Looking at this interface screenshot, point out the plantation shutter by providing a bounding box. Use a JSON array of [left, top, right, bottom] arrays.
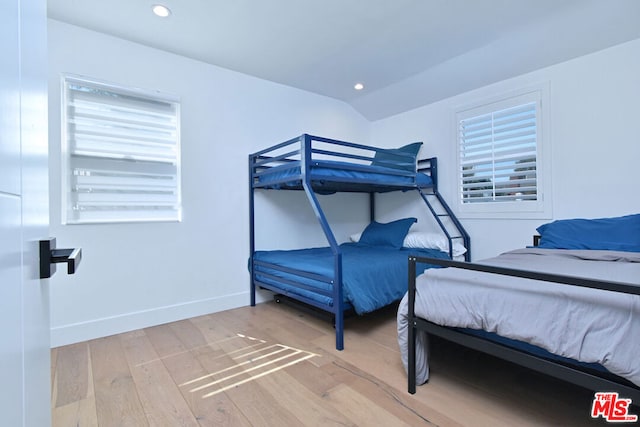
[[63, 76, 181, 224], [459, 102, 537, 204]]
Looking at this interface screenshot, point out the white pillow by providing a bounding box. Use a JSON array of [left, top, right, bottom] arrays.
[[351, 230, 467, 256], [403, 231, 467, 256]]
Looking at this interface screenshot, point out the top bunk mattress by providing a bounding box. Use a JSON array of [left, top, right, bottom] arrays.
[[255, 160, 433, 193], [250, 134, 436, 193]]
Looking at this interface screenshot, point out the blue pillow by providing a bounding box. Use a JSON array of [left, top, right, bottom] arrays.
[[371, 142, 422, 172], [358, 217, 417, 249], [536, 213, 640, 252]]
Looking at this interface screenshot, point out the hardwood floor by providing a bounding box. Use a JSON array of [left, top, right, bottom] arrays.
[[51, 301, 613, 426]]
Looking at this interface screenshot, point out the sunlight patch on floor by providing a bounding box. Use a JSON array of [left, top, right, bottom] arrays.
[[180, 333, 320, 398]]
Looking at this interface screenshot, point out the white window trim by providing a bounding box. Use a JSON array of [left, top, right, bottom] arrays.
[[453, 83, 552, 220], [61, 74, 182, 224]]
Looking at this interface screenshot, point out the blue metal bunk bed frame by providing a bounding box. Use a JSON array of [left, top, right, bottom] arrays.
[[249, 134, 469, 350]]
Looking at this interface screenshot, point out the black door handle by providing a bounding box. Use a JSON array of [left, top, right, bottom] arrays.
[[39, 238, 82, 279]]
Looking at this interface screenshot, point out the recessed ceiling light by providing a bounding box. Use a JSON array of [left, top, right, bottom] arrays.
[[152, 4, 171, 18], [354, 83, 365, 91]]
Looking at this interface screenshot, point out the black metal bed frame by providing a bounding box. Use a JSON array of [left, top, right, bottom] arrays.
[[407, 255, 640, 402]]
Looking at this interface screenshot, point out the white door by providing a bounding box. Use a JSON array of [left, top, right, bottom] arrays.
[[0, 0, 50, 425]]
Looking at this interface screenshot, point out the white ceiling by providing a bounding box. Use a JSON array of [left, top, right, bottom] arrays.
[[47, 0, 640, 121]]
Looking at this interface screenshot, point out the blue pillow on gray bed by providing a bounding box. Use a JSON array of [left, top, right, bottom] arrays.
[[536, 213, 640, 252], [371, 142, 422, 172], [358, 217, 417, 249]]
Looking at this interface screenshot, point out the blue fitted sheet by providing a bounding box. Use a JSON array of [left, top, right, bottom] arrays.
[[256, 160, 433, 191], [460, 328, 609, 373], [253, 243, 449, 314]]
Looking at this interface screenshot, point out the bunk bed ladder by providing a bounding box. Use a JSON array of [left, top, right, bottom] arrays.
[[418, 188, 471, 261]]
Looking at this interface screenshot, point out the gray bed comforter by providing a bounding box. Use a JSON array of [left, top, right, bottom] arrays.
[[397, 248, 640, 387]]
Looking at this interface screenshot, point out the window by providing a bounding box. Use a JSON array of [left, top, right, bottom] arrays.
[[455, 86, 550, 218], [62, 75, 181, 224]]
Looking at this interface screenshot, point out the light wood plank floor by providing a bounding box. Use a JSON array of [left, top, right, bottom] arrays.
[[51, 301, 613, 426]]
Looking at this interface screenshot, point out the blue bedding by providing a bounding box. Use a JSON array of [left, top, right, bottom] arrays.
[[257, 160, 433, 190], [253, 243, 449, 314], [461, 328, 609, 374]]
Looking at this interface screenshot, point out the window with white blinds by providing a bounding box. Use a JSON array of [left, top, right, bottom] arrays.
[[62, 75, 181, 224], [455, 88, 550, 218]]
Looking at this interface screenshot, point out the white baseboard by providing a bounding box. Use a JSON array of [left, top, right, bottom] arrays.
[[50, 292, 254, 348]]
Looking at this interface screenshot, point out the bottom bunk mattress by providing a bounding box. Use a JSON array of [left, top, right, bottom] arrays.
[[253, 242, 450, 315], [397, 248, 640, 387]]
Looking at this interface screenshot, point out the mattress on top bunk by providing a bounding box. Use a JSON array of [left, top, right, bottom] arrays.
[[256, 160, 433, 191], [397, 247, 640, 387], [253, 243, 449, 314]]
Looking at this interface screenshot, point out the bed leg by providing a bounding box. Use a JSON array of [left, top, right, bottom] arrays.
[[250, 283, 256, 307], [408, 256, 417, 394], [335, 310, 344, 351], [408, 319, 417, 394]]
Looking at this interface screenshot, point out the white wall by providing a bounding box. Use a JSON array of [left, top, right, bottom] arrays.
[[371, 38, 640, 261], [47, 20, 370, 347], [49, 19, 640, 346]]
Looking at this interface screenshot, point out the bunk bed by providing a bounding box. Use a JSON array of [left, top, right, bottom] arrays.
[[249, 134, 470, 350], [398, 214, 640, 403]]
